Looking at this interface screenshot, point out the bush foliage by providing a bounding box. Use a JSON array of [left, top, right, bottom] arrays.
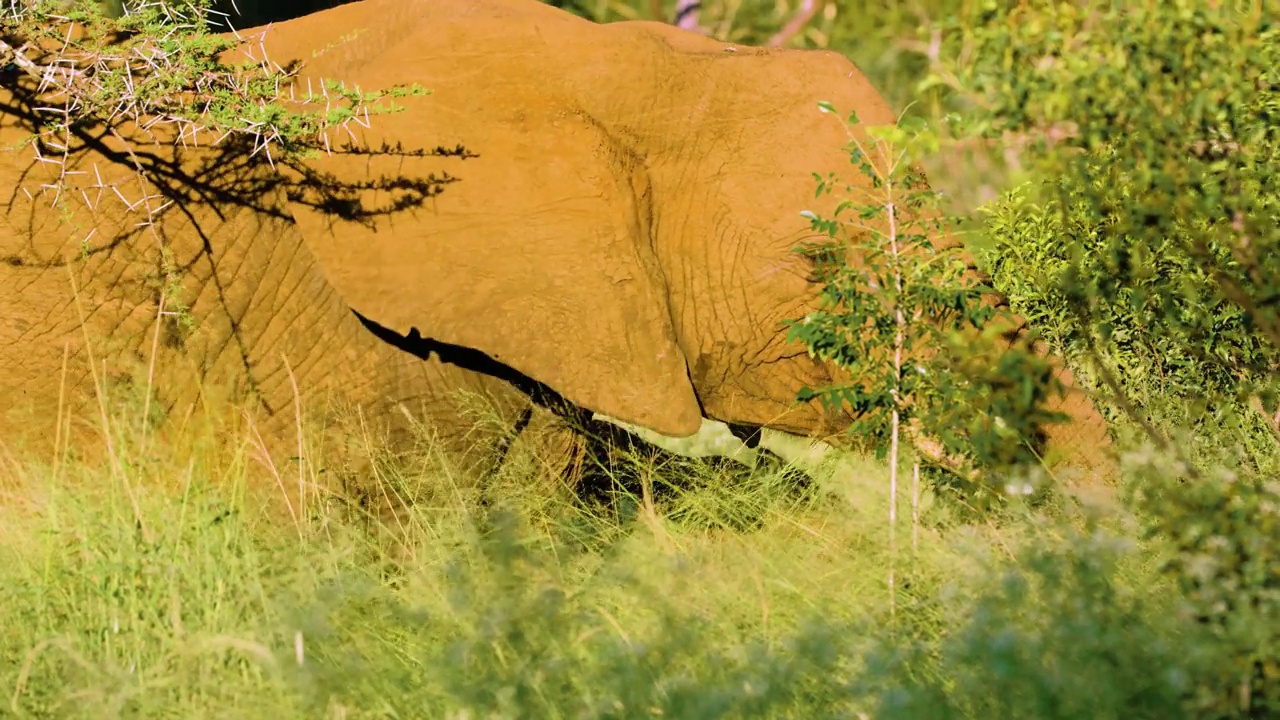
[[781, 1, 1278, 716], [940, 3, 1279, 716], [784, 109, 1067, 495]]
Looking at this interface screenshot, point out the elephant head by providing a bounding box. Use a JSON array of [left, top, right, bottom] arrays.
[[1, 0, 1110, 478], [253, 0, 898, 440], [263, 0, 1110, 469]]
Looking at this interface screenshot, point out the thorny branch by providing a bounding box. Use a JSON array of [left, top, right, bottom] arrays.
[[0, 0, 417, 229]]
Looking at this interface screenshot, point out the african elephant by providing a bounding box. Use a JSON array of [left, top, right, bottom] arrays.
[[0, 0, 1110, 478]]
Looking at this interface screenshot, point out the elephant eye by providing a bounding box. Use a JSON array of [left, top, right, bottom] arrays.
[[797, 242, 846, 283]]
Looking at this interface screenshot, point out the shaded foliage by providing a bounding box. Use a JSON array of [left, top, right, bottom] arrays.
[[946, 2, 1279, 716]]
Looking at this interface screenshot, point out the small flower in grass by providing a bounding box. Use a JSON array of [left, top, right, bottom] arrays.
[[1003, 482, 1034, 496]]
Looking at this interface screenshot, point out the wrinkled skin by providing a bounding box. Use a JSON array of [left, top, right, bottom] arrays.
[[0, 0, 1109, 477], [265, 0, 876, 441], [0, 122, 532, 466]]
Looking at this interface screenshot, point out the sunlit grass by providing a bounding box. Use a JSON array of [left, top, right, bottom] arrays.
[[0, 380, 1202, 719]]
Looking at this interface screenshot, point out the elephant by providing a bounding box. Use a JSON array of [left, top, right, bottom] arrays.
[[0, 0, 1111, 482]]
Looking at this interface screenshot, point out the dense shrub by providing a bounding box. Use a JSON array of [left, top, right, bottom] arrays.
[[941, 2, 1279, 715]]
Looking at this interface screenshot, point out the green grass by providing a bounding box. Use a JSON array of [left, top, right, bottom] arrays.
[[0, 390, 1209, 719]]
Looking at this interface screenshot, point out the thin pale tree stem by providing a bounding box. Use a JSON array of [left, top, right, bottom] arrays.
[[912, 461, 920, 554], [887, 176, 902, 623]]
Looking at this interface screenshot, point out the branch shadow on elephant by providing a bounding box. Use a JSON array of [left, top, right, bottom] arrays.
[[1, 62, 484, 419], [352, 311, 817, 533], [1, 70, 462, 230]]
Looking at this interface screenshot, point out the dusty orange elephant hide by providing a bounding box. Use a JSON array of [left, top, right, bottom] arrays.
[[0, 0, 1109, 474]]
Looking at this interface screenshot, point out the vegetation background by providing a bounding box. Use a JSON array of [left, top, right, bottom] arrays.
[[0, 1, 1275, 719]]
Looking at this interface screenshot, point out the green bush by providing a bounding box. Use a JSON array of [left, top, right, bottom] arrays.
[[784, 110, 1068, 499], [939, 2, 1279, 715], [956, 2, 1280, 444], [861, 528, 1198, 720]]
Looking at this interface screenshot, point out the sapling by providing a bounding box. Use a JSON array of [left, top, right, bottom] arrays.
[[785, 102, 1064, 615]]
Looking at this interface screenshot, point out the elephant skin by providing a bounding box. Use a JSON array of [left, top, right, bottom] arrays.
[[258, 0, 882, 441], [0, 0, 1110, 477]]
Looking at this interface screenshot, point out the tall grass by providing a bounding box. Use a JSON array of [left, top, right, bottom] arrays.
[[0, 378, 1209, 719]]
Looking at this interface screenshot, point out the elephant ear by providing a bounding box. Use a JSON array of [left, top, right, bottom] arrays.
[[263, 0, 703, 437]]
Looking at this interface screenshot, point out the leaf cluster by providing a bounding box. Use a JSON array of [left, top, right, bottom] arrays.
[[953, 1, 1279, 438], [1, 0, 427, 201], [786, 106, 1068, 493]]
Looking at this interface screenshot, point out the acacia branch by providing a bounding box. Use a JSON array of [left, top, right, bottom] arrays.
[[3, 3, 426, 234]]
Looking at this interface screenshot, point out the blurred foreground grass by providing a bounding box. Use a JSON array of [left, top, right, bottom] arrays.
[[0, 388, 1205, 719]]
